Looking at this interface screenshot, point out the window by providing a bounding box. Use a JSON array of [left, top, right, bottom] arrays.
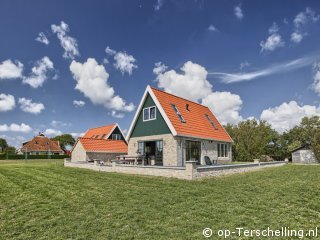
[[143, 106, 156, 121], [171, 104, 186, 123], [138, 142, 144, 155], [95, 135, 99, 139], [101, 134, 107, 139], [218, 143, 229, 157], [111, 134, 121, 140], [205, 114, 218, 130], [35, 141, 38, 144]]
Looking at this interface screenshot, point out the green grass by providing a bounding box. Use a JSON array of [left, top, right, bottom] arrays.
[[0, 161, 319, 239]]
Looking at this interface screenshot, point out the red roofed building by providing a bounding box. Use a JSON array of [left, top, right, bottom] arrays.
[[18, 134, 64, 155], [71, 124, 127, 162], [126, 86, 233, 166]]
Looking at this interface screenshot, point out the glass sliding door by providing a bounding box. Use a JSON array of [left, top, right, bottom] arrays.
[[155, 140, 163, 166], [185, 140, 201, 165]]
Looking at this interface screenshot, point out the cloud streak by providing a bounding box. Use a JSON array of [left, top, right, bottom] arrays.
[[209, 55, 318, 84]]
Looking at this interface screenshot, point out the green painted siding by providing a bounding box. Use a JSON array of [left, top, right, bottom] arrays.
[[131, 94, 171, 137]]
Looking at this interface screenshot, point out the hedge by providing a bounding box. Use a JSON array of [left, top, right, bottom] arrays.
[[0, 154, 69, 160]]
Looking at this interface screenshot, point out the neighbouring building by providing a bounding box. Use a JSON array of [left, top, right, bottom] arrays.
[[126, 86, 233, 166], [291, 145, 318, 164], [18, 133, 64, 155], [71, 124, 128, 162]]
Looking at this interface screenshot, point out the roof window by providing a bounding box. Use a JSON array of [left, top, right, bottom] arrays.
[[205, 114, 218, 130], [171, 104, 186, 123]]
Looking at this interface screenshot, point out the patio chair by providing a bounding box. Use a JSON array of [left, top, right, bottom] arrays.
[[204, 156, 213, 165]]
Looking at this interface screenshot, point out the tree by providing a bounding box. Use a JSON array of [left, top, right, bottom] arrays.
[[0, 138, 8, 152], [225, 119, 280, 162], [51, 134, 75, 149]]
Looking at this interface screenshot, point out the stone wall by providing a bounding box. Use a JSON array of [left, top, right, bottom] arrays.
[[65, 160, 287, 180], [128, 134, 178, 166]]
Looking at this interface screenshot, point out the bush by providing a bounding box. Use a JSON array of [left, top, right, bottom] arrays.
[[0, 154, 69, 160]]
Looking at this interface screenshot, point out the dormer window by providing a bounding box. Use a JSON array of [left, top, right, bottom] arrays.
[[171, 104, 186, 123], [143, 106, 156, 121], [101, 134, 106, 139], [95, 135, 99, 139], [205, 114, 218, 130]]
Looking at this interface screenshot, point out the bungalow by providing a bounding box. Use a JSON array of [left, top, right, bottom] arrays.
[[126, 86, 233, 166], [18, 133, 64, 155], [71, 124, 128, 162]]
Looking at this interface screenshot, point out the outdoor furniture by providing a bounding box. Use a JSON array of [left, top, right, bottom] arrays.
[[116, 155, 144, 165], [204, 156, 213, 165]]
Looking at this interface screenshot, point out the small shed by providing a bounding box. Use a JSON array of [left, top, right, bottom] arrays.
[[291, 145, 317, 164]]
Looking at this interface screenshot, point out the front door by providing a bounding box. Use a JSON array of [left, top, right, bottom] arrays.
[[185, 140, 201, 165]]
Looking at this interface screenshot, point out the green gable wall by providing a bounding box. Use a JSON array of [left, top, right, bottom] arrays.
[[130, 93, 171, 137]]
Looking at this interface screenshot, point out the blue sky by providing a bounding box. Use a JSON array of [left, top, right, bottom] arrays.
[[1, 0, 320, 146]]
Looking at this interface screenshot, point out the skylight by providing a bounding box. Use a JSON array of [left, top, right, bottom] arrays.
[[171, 104, 186, 123], [205, 114, 218, 130]]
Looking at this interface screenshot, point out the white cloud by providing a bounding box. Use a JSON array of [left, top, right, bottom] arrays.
[[22, 56, 54, 88], [239, 61, 250, 70], [0, 123, 32, 133], [0, 60, 23, 79], [0, 93, 15, 112], [153, 62, 168, 75], [293, 7, 319, 28], [154, 0, 164, 11], [155, 61, 243, 124], [69, 58, 135, 112], [202, 92, 243, 125], [312, 62, 320, 95], [0, 135, 26, 148], [291, 32, 304, 43], [291, 7, 319, 44], [71, 132, 85, 138], [234, 4, 244, 20], [114, 51, 138, 75], [155, 61, 212, 102], [111, 110, 125, 119], [260, 22, 284, 52], [18, 98, 45, 114], [44, 128, 62, 136], [104, 46, 138, 75], [210, 55, 317, 83], [35, 32, 49, 45], [50, 120, 71, 128], [208, 24, 217, 32], [261, 101, 320, 133], [51, 21, 79, 59], [268, 22, 279, 34], [260, 33, 284, 52], [73, 100, 85, 107], [105, 46, 116, 56]]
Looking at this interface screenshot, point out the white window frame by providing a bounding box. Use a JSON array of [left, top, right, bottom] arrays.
[[218, 143, 229, 158], [111, 134, 121, 140], [143, 106, 157, 122]]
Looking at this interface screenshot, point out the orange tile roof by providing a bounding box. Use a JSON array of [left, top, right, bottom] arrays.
[[20, 135, 64, 152], [83, 124, 116, 139], [150, 87, 232, 142], [78, 138, 128, 153]]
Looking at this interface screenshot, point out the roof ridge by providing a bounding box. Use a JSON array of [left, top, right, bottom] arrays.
[[86, 123, 116, 131], [150, 86, 210, 108]]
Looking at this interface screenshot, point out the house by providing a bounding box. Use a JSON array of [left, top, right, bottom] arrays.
[[291, 145, 317, 164], [18, 133, 64, 155], [71, 124, 128, 162], [126, 86, 233, 166]]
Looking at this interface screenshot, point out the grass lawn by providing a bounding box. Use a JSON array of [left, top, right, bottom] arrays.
[[0, 160, 319, 239]]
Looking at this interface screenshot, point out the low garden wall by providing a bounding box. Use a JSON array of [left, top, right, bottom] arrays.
[[64, 160, 288, 180]]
